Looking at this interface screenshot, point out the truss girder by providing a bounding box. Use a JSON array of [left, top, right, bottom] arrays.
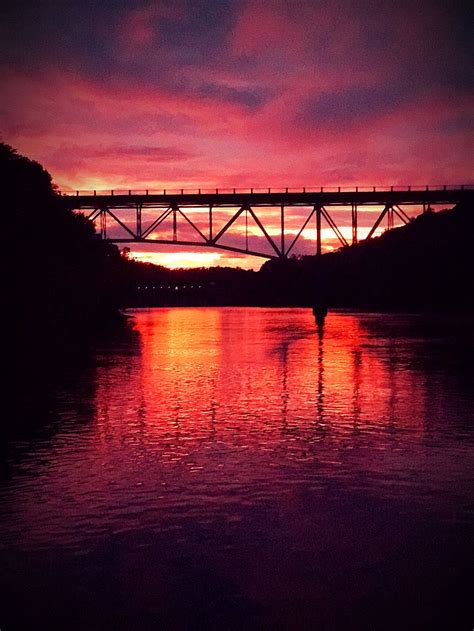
[[82, 197, 463, 260], [366, 204, 391, 240]]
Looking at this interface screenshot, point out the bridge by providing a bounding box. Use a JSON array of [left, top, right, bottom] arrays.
[[62, 185, 473, 259]]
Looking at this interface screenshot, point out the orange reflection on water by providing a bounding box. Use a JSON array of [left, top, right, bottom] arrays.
[[91, 308, 429, 459]]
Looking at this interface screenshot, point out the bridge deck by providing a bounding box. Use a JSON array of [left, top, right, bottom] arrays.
[[62, 186, 473, 209]]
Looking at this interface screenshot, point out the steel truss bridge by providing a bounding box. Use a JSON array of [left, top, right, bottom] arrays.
[[62, 185, 473, 259]]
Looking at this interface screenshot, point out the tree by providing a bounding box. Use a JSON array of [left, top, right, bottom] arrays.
[[3, 143, 126, 350]]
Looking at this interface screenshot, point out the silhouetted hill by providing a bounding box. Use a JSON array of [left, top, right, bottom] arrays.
[[4, 143, 127, 358], [260, 202, 474, 311]]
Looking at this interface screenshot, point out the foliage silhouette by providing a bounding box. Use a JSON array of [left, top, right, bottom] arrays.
[[4, 143, 127, 355]]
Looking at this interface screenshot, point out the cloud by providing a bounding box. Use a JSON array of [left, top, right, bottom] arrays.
[[2, 0, 472, 267]]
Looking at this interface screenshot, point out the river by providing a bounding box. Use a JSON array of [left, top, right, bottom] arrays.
[[2, 308, 473, 629]]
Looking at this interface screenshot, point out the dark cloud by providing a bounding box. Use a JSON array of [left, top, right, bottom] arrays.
[[2, 0, 471, 267], [88, 145, 197, 160], [297, 86, 410, 130]]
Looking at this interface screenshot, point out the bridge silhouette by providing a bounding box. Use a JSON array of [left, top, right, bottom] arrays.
[[62, 185, 473, 259]]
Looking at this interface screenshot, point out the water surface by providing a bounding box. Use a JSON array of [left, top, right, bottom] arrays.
[[2, 309, 473, 629]]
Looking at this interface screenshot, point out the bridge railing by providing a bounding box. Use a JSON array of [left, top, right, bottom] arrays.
[[61, 184, 473, 197]]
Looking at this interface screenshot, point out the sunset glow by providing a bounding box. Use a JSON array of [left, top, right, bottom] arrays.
[[2, 0, 472, 267], [131, 249, 231, 269]]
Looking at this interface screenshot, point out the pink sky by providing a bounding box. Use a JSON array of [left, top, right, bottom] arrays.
[[2, 0, 472, 267]]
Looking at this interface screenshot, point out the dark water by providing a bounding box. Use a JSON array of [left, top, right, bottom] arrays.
[[2, 309, 474, 630]]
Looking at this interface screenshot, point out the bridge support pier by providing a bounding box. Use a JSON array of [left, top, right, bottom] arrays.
[[245, 207, 249, 251], [100, 207, 107, 239], [316, 205, 322, 257], [281, 203, 285, 257], [387, 206, 394, 230], [136, 204, 142, 238], [352, 203, 358, 244], [172, 204, 178, 242]]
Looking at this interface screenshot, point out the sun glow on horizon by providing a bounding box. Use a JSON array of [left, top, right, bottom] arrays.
[[130, 249, 259, 270]]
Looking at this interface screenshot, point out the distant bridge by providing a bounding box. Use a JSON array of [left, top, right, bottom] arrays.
[[61, 185, 473, 259]]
